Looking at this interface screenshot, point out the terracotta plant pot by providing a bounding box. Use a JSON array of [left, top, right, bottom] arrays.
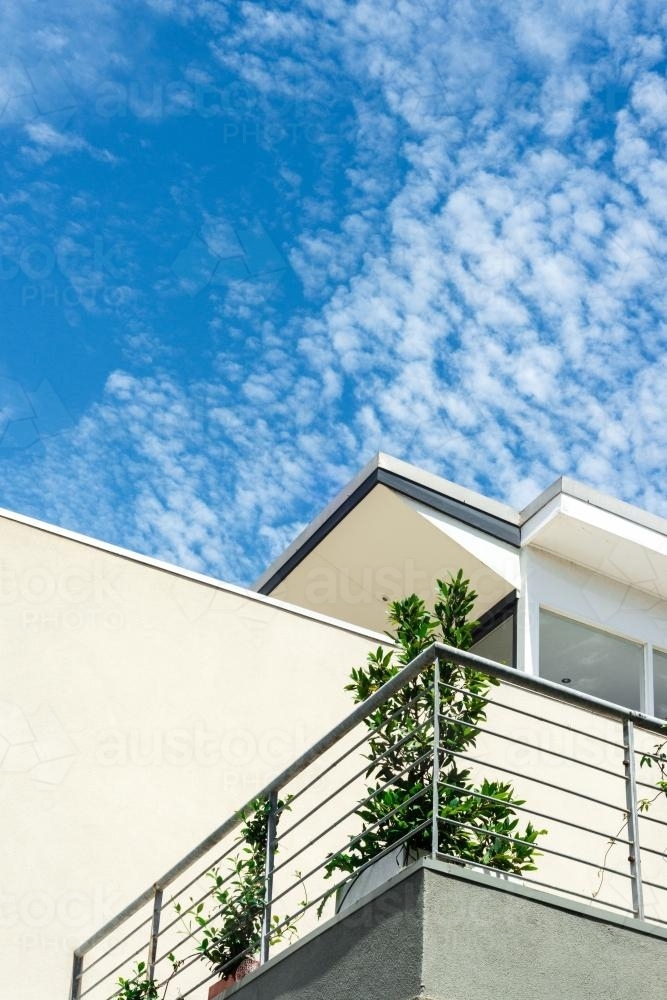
[[207, 976, 235, 999], [207, 959, 260, 998]]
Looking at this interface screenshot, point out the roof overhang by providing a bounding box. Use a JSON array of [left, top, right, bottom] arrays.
[[257, 456, 667, 629], [521, 484, 667, 603], [255, 455, 521, 633]]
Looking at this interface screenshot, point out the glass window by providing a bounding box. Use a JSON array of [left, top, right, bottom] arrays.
[[653, 648, 667, 719], [471, 616, 514, 666], [539, 609, 644, 711]]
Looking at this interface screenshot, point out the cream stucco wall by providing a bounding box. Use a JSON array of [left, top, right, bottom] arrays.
[[0, 512, 383, 1000], [6, 493, 667, 1000]]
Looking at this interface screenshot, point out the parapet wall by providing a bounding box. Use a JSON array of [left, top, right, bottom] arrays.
[[232, 860, 667, 1000]]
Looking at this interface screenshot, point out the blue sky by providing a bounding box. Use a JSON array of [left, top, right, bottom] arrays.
[[1, 1, 667, 585]]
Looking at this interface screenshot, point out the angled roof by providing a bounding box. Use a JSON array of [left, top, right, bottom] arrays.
[[255, 454, 667, 621], [254, 453, 522, 595]]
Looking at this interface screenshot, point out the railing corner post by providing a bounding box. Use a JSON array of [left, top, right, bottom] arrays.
[[147, 886, 163, 983], [431, 656, 441, 860], [622, 719, 645, 919], [260, 789, 279, 965], [70, 953, 83, 1000]]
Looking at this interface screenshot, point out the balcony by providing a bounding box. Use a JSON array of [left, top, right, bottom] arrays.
[[70, 645, 667, 1000]]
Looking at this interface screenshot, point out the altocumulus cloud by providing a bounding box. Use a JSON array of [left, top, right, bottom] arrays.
[[2, 0, 667, 582]]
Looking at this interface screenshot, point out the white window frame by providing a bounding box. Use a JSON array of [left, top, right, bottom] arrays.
[[649, 643, 667, 720], [536, 604, 652, 715]]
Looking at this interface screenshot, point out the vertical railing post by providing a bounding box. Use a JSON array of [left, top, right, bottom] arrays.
[[147, 886, 163, 983], [70, 953, 83, 1000], [623, 719, 645, 919], [260, 789, 279, 965], [431, 657, 441, 859]]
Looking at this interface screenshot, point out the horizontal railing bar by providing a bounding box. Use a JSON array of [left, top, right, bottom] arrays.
[[436, 743, 626, 812], [434, 815, 630, 879], [269, 820, 433, 932], [157, 857, 246, 942], [437, 678, 625, 751], [435, 850, 512, 877], [290, 695, 422, 806], [269, 837, 636, 946], [74, 643, 442, 958], [76, 908, 154, 977], [435, 777, 632, 845], [161, 898, 240, 964], [273, 786, 433, 899], [517, 872, 635, 913], [153, 941, 203, 986], [633, 746, 666, 762], [637, 810, 667, 825], [639, 843, 667, 858], [158, 932, 256, 992], [79, 937, 148, 999], [634, 776, 666, 791], [432, 851, 634, 913], [160, 834, 245, 911], [284, 691, 429, 809], [272, 764, 434, 881], [73, 640, 667, 982], [641, 877, 667, 892], [153, 936, 201, 975], [439, 709, 624, 779], [278, 719, 432, 841], [175, 974, 212, 1000], [434, 646, 666, 735]]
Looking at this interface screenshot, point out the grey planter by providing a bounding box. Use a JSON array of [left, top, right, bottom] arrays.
[[335, 845, 428, 913], [335, 848, 518, 913]]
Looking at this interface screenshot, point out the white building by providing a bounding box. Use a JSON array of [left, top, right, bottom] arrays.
[[2, 453, 666, 999], [258, 453, 667, 717]]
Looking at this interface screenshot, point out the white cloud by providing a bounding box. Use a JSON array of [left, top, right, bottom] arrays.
[[5, 0, 667, 584], [0, 366, 358, 582], [21, 121, 117, 164]]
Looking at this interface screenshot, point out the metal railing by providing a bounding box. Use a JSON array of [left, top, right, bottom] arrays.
[[70, 644, 667, 1000]]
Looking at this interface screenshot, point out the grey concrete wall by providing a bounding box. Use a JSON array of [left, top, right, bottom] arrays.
[[234, 871, 424, 1000], [232, 860, 666, 1000], [421, 864, 667, 1000]]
